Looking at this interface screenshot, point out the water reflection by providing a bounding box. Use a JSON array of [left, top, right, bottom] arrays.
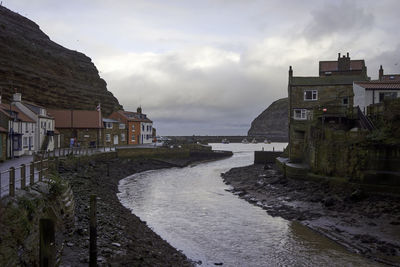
[[118, 143, 379, 266]]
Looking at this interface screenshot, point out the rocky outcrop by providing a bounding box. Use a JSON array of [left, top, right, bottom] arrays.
[[248, 98, 288, 142], [0, 6, 121, 115]]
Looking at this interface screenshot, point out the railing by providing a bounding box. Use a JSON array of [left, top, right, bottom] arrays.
[[357, 106, 375, 131], [0, 144, 117, 199]]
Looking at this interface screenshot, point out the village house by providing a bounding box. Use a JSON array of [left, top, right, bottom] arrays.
[[103, 117, 127, 146], [11, 93, 58, 151], [109, 107, 153, 145], [48, 109, 103, 148], [353, 65, 400, 114], [0, 100, 36, 157], [287, 53, 370, 163]]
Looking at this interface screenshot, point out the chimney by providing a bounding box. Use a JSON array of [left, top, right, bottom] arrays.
[[137, 106, 142, 114], [338, 53, 341, 59], [288, 66, 293, 84], [338, 52, 350, 71], [13, 92, 21, 102], [379, 65, 384, 80]]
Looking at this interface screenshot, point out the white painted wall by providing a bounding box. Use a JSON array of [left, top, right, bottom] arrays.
[[140, 122, 153, 144], [353, 83, 366, 112]]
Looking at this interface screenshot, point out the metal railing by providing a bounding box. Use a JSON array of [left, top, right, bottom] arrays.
[[0, 144, 117, 199]]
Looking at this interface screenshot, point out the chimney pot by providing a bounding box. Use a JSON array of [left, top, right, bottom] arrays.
[[338, 53, 341, 59]]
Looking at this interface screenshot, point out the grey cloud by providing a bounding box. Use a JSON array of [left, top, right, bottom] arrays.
[[303, 0, 374, 41]]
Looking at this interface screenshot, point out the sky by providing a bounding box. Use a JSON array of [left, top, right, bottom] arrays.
[[4, 0, 400, 135]]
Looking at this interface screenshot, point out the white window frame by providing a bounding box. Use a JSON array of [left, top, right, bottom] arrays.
[[105, 133, 111, 142], [106, 122, 113, 129], [304, 90, 318, 101], [293, 109, 308, 120], [119, 123, 125, 129], [121, 133, 125, 142]]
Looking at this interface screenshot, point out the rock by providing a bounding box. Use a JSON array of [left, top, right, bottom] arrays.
[[0, 6, 121, 114], [248, 98, 288, 142], [111, 242, 121, 247], [66, 242, 74, 247], [323, 197, 335, 207], [214, 263, 223, 266]]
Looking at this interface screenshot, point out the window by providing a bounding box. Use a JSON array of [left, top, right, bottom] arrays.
[[293, 109, 308, 120], [119, 123, 125, 129], [105, 134, 111, 142], [121, 133, 125, 142], [132, 124, 135, 132], [342, 97, 349, 105], [23, 137, 28, 148], [106, 122, 113, 129], [379, 92, 398, 102], [142, 125, 144, 131], [131, 135, 135, 141], [304, 90, 318, 101]]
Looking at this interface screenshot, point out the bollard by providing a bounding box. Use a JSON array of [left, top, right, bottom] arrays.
[[21, 164, 26, 189], [9, 167, 15, 197], [89, 195, 97, 267], [30, 162, 35, 185], [39, 218, 55, 267], [39, 159, 43, 181]]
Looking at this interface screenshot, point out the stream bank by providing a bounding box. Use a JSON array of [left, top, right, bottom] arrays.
[[222, 163, 400, 266], [59, 150, 232, 266]]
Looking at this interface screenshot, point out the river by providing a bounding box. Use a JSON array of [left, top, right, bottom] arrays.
[[118, 143, 379, 266]]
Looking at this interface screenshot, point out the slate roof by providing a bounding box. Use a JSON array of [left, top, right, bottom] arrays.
[[354, 80, 400, 90], [291, 75, 369, 86], [381, 74, 400, 81], [319, 60, 365, 72], [103, 118, 120, 123], [48, 109, 103, 129], [0, 103, 35, 123]]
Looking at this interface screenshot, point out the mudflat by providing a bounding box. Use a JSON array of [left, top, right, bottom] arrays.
[[222, 164, 400, 266]]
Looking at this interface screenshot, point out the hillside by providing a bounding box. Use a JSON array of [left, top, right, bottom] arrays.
[[0, 6, 121, 114], [248, 98, 288, 142]]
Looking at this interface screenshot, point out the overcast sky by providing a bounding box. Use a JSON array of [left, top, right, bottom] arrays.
[[5, 0, 400, 135]]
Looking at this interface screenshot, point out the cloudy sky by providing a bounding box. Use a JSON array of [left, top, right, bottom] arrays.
[[5, 0, 400, 135]]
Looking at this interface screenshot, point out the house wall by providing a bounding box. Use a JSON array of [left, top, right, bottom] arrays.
[[140, 122, 153, 144], [0, 133, 7, 161], [57, 128, 102, 147], [127, 121, 141, 145], [104, 122, 127, 146], [353, 83, 366, 112]]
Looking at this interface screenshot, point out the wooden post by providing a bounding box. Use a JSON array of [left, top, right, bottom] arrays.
[[9, 167, 15, 197], [89, 195, 97, 267], [30, 162, 35, 185], [21, 164, 26, 189], [39, 218, 55, 267], [39, 159, 43, 181]]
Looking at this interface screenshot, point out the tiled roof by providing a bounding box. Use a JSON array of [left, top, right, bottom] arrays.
[[103, 118, 120, 123], [118, 110, 153, 123], [381, 74, 400, 81], [319, 60, 365, 72], [354, 80, 400, 90], [48, 109, 103, 128], [291, 75, 368, 86], [0, 103, 35, 123]]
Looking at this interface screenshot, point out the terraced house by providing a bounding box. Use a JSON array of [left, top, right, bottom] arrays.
[[287, 53, 370, 163], [109, 107, 153, 145], [103, 117, 126, 146]]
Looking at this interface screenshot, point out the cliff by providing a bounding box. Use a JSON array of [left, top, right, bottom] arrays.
[[0, 6, 121, 114], [248, 98, 288, 142]]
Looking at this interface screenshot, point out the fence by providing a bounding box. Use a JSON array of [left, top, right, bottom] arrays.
[[0, 145, 117, 199]]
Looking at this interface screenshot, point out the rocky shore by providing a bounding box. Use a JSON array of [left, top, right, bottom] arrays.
[[59, 151, 231, 266], [221, 164, 400, 266]]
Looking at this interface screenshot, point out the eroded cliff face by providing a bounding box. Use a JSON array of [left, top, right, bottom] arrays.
[[248, 98, 288, 142], [0, 6, 121, 114]]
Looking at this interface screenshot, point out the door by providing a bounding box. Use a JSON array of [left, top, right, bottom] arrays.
[[113, 135, 118, 145]]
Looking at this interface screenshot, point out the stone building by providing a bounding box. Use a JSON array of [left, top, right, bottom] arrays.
[[103, 118, 127, 146], [48, 109, 103, 148], [109, 107, 153, 145], [287, 53, 369, 163]]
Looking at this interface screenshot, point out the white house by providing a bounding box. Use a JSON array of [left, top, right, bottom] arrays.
[[140, 121, 153, 144], [0, 101, 36, 157], [11, 93, 57, 151]]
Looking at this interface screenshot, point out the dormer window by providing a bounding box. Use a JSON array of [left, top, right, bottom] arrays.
[[304, 90, 318, 101]]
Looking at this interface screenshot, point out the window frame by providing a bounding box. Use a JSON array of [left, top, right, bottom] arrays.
[[293, 109, 308, 120], [304, 90, 318, 101]]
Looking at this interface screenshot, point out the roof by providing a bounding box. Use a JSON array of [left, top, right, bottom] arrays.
[[291, 75, 369, 86], [23, 102, 53, 119], [381, 74, 400, 81], [103, 118, 120, 123], [0, 103, 36, 123], [48, 109, 103, 129], [117, 110, 153, 123], [319, 60, 365, 72], [354, 80, 400, 90]]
